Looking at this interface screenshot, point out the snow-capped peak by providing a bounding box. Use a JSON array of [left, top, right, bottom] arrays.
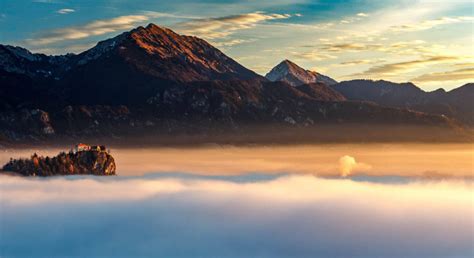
[[265, 59, 337, 86]]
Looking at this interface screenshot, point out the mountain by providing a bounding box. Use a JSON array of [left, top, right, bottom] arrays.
[[1, 24, 263, 106], [1, 24, 260, 82], [265, 60, 337, 86], [0, 24, 467, 143], [73, 24, 261, 82], [332, 80, 474, 124], [0, 44, 74, 78]]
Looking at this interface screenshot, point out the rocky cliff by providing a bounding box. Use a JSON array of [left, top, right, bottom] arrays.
[[1, 150, 116, 176]]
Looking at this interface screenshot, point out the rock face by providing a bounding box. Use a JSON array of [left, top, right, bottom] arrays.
[[2, 150, 116, 176], [265, 60, 337, 86]]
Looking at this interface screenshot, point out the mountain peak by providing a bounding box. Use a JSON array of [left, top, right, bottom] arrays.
[[265, 59, 337, 86], [69, 23, 262, 84], [281, 59, 296, 65], [133, 23, 178, 37], [275, 59, 300, 71]]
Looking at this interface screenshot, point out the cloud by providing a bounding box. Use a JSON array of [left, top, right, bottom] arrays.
[[24, 11, 190, 47], [312, 40, 431, 55], [412, 68, 474, 82], [213, 38, 256, 47], [57, 8, 75, 14], [320, 43, 382, 52], [176, 11, 291, 39], [291, 50, 336, 61], [391, 16, 474, 32], [338, 155, 372, 177], [25, 15, 150, 46], [0, 174, 472, 257], [351, 56, 460, 77], [338, 12, 370, 25], [24, 11, 291, 48], [339, 59, 373, 66]]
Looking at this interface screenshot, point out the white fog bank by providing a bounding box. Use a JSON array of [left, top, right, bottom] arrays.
[[0, 174, 472, 258]]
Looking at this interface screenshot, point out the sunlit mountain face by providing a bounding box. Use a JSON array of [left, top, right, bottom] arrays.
[[0, 1, 473, 257]]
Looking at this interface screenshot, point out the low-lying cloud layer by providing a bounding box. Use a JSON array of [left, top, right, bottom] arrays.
[[0, 174, 472, 257]]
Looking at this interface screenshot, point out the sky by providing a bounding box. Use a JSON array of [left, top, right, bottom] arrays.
[[0, 0, 473, 90]]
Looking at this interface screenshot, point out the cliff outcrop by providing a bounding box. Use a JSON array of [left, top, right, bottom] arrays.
[[2, 148, 116, 176]]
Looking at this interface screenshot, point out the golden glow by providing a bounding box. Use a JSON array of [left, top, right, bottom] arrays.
[[3, 143, 472, 177]]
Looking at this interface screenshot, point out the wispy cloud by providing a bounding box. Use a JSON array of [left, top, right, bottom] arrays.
[[313, 40, 431, 55], [339, 12, 370, 25], [412, 68, 474, 82], [25, 15, 149, 46], [24, 12, 190, 46], [338, 59, 380, 66], [291, 50, 336, 61], [349, 56, 460, 77], [57, 8, 75, 14], [391, 16, 474, 32], [176, 11, 291, 39], [213, 38, 256, 47]]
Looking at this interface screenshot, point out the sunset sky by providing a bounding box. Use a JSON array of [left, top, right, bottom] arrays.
[[1, 0, 472, 90]]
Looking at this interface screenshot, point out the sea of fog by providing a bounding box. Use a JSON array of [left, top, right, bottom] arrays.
[[0, 144, 473, 257]]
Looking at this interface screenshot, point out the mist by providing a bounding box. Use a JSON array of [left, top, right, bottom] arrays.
[[2, 143, 472, 177], [1, 174, 472, 258]]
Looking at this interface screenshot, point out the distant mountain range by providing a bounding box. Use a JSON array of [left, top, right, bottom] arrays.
[[332, 80, 473, 125], [0, 23, 471, 143]]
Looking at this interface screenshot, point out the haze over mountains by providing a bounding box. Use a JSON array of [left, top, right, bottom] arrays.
[[0, 23, 471, 143]]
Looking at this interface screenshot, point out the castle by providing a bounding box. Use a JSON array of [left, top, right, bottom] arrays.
[[74, 143, 107, 153]]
